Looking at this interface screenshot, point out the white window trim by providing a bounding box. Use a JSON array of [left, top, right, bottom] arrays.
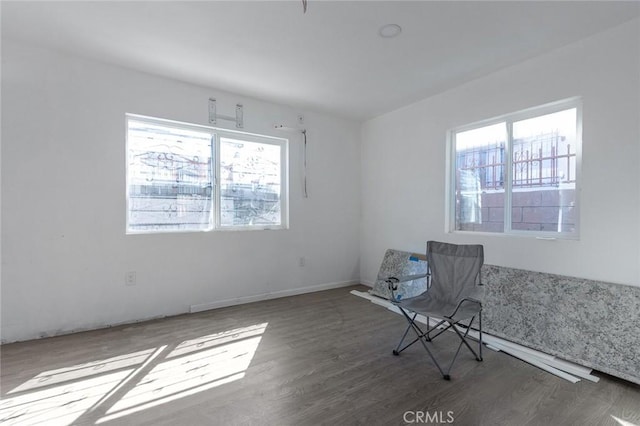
[[446, 97, 582, 239], [126, 114, 289, 234]]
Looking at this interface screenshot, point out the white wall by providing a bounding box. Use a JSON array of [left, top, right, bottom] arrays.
[[3, 19, 639, 344], [361, 19, 640, 287], [1, 40, 361, 342]]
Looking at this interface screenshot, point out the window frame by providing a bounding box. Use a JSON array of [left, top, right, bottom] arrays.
[[446, 97, 582, 239], [126, 114, 289, 234], [214, 130, 289, 231]]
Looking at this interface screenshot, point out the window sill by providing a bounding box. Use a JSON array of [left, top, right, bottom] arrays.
[[449, 229, 580, 241]]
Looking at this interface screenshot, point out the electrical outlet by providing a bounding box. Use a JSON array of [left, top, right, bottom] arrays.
[[126, 271, 137, 286], [298, 257, 306, 267], [297, 114, 304, 125]]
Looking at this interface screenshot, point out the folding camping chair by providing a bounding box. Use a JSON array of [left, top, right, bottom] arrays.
[[385, 241, 484, 380]]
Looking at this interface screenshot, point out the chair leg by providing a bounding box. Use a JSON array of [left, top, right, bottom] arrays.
[[442, 316, 484, 378], [415, 330, 449, 380], [393, 311, 417, 355], [393, 309, 432, 355], [393, 309, 447, 356], [478, 311, 483, 362], [444, 331, 467, 378], [450, 317, 482, 361], [392, 308, 450, 380], [392, 310, 483, 380]]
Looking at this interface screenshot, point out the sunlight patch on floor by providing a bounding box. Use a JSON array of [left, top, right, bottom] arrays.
[[612, 415, 639, 426], [98, 323, 268, 422], [0, 370, 132, 425], [0, 323, 268, 425], [168, 323, 268, 359], [7, 348, 156, 395]]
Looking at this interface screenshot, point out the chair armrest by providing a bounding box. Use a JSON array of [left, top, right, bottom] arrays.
[[448, 297, 482, 319]]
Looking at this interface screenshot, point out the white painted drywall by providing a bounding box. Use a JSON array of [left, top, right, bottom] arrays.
[[1, 40, 361, 342], [360, 19, 640, 287]]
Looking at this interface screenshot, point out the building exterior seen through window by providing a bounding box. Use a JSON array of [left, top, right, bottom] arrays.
[[450, 99, 580, 237], [126, 115, 288, 234], [219, 137, 283, 227]]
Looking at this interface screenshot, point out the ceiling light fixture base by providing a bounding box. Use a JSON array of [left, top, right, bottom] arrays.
[[379, 24, 402, 38]]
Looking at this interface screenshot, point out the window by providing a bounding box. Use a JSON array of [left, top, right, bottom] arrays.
[[448, 98, 581, 238], [219, 136, 285, 228], [126, 115, 288, 234]]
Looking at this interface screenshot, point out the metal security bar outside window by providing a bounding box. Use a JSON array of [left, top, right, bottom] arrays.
[[456, 132, 577, 191]]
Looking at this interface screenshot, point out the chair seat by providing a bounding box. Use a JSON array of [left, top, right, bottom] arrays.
[[396, 292, 481, 322]]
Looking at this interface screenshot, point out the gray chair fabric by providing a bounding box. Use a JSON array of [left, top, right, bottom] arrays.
[[387, 241, 485, 380], [399, 241, 484, 321]]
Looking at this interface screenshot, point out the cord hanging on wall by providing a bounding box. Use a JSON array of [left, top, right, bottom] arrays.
[[209, 98, 243, 128], [274, 124, 308, 198], [302, 129, 307, 198]]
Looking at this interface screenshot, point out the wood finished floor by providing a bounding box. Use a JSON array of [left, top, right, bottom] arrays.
[[1, 285, 639, 426]]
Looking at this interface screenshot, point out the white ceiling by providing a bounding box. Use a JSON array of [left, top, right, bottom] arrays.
[[2, 1, 639, 121]]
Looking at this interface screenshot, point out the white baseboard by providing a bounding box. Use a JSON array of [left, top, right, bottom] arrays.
[[189, 280, 360, 313], [360, 279, 374, 287]]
